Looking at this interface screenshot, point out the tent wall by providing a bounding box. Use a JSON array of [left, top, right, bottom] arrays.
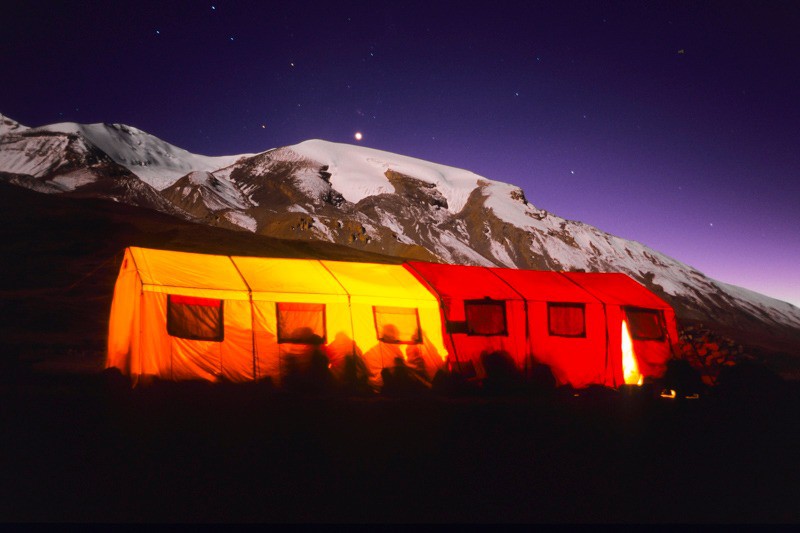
[[230, 256, 354, 386], [138, 292, 254, 381], [250, 299, 352, 385], [528, 299, 611, 387], [488, 268, 613, 388], [405, 261, 528, 379], [562, 272, 679, 384], [106, 248, 142, 376], [320, 260, 448, 390]]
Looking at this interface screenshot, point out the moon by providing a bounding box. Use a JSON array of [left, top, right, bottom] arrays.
[[354, 132, 363, 141]]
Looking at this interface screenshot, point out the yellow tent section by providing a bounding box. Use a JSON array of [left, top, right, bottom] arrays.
[[107, 247, 449, 389], [107, 247, 252, 383], [319, 260, 448, 389], [229, 255, 351, 385]]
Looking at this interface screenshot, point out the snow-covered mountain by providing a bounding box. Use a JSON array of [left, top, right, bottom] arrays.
[[0, 115, 188, 216], [41, 121, 250, 190], [2, 113, 799, 365]]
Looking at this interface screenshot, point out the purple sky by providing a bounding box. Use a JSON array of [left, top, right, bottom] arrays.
[[3, 1, 799, 307]]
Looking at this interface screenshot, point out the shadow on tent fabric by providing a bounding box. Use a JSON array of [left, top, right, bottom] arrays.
[[481, 350, 524, 394], [282, 328, 333, 395], [329, 332, 372, 395]]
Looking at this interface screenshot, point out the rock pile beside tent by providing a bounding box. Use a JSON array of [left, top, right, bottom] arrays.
[[676, 324, 760, 386]]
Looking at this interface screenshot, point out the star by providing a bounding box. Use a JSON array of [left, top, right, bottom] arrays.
[[354, 132, 363, 141]]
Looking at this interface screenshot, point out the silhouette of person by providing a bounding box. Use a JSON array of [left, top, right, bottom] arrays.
[[406, 342, 430, 385], [328, 332, 371, 394], [306, 333, 332, 394], [282, 327, 331, 394]]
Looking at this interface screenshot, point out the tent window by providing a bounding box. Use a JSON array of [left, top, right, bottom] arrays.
[[277, 303, 326, 344], [464, 300, 507, 336], [624, 307, 665, 341], [167, 295, 224, 342], [373, 306, 421, 344], [548, 303, 586, 337]]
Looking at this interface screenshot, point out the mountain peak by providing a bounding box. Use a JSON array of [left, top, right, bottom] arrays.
[[287, 138, 483, 213], [37, 120, 252, 190], [0, 113, 29, 135]]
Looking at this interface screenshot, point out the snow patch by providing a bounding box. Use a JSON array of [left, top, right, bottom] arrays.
[[489, 238, 516, 268], [375, 208, 414, 244], [288, 139, 483, 213], [293, 166, 330, 200], [222, 211, 257, 232], [0, 114, 29, 135], [0, 135, 72, 177], [436, 231, 495, 266], [50, 170, 97, 191], [311, 219, 335, 242]]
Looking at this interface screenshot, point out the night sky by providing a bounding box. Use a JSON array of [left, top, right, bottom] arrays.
[[2, 1, 799, 307]]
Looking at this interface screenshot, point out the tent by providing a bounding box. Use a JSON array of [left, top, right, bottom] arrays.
[[107, 247, 677, 390], [405, 261, 527, 380], [488, 267, 610, 388], [107, 247, 448, 388], [561, 272, 679, 386]]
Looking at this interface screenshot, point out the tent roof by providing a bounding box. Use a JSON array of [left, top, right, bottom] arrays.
[[321, 260, 437, 302], [230, 256, 346, 296], [489, 268, 602, 303], [129, 247, 249, 293], [406, 261, 522, 301], [561, 272, 671, 309]]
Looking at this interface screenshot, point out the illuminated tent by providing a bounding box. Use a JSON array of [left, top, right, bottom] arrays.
[[225, 255, 352, 385], [488, 268, 610, 388], [319, 260, 448, 389], [561, 272, 679, 386], [107, 247, 677, 390], [405, 261, 527, 379], [107, 247, 253, 383], [107, 247, 448, 387]]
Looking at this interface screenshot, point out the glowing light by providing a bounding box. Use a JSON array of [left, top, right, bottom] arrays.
[[621, 319, 643, 385], [354, 132, 363, 141]]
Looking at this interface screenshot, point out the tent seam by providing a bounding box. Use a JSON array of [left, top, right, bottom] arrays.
[[228, 257, 258, 382]]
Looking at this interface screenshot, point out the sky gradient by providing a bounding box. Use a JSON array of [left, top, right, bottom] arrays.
[[2, 0, 799, 307]]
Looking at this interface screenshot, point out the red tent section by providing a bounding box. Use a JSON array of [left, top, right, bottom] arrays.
[[489, 268, 612, 388], [408, 262, 680, 389], [562, 272, 679, 386], [405, 261, 527, 379]]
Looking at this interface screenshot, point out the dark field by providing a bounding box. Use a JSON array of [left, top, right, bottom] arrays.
[[1, 372, 798, 523]]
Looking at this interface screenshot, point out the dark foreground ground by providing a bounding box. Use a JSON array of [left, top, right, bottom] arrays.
[[1, 370, 798, 524]]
